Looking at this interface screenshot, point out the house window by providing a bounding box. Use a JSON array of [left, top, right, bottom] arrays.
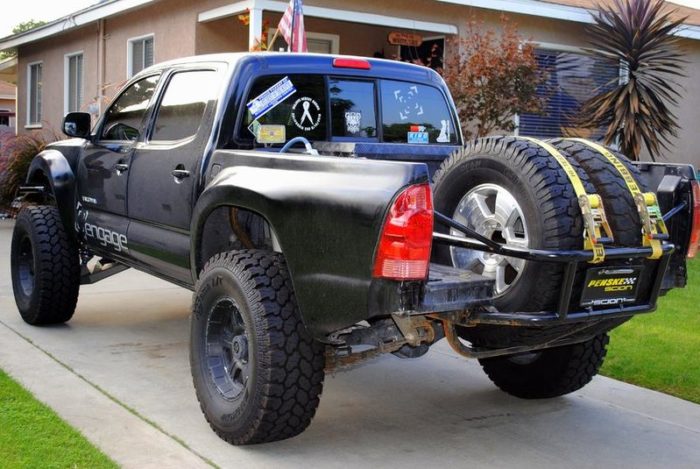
[[0, 112, 9, 126], [268, 30, 339, 54], [399, 36, 444, 72], [27, 62, 43, 126], [128, 35, 154, 77], [65, 52, 84, 114], [518, 48, 620, 139]]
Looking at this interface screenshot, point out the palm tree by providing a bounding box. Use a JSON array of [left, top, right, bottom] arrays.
[[578, 0, 687, 160]]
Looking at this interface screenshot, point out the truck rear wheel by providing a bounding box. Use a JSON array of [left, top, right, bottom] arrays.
[[479, 333, 609, 398], [432, 136, 593, 313], [10, 206, 80, 325], [190, 250, 325, 445]]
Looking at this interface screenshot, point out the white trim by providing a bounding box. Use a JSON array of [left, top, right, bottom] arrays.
[[24, 124, 42, 129], [127, 33, 154, 78], [63, 50, 84, 115], [199, 0, 458, 34], [0, 0, 157, 50], [268, 28, 340, 54], [26, 60, 42, 127], [0, 94, 14, 100], [437, 0, 700, 40], [198, 0, 252, 23], [531, 41, 584, 54]]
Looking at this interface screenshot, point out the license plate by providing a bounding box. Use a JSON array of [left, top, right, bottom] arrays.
[[580, 266, 643, 307]]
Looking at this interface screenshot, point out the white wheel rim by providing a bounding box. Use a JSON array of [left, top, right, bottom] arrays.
[[450, 183, 530, 296]]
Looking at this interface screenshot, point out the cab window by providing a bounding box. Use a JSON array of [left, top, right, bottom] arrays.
[[151, 70, 221, 142], [329, 78, 377, 139], [380, 80, 457, 145], [100, 75, 159, 141], [240, 74, 326, 145]]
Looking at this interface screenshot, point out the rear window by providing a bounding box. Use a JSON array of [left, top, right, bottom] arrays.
[[329, 78, 377, 139], [240, 74, 326, 145], [380, 80, 457, 145]]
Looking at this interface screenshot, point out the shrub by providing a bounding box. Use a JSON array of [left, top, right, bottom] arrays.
[[443, 15, 547, 140], [0, 132, 55, 209]]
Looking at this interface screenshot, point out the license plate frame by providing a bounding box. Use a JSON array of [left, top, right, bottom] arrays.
[[580, 266, 643, 307]]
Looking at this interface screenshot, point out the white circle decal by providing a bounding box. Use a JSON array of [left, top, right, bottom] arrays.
[[291, 97, 321, 131]]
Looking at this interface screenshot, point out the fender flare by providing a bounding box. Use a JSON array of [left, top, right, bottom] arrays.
[[190, 179, 277, 280], [26, 150, 77, 235]]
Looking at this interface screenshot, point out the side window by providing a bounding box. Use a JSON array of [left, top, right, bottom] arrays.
[[329, 79, 377, 139], [151, 70, 221, 142], [240, 75, 326, 145], [380, 80, 457, 145], [100, 75, 159, 141]]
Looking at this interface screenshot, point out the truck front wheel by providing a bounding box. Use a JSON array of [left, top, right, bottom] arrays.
[[10, 206, 80, 325], [190, 250, 325, 445], [479, 334, 609, 399]]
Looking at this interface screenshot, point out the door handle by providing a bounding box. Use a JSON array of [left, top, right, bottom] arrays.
[[172, 169, 190, 179], [115, 163, 129, 174]]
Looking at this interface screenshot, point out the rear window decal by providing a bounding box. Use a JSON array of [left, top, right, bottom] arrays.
[[247, 76, 296, 120], [408, 126, 429, 144], [256, 125, 286, 144], [437, 120, 450, 143], [345, 112, 362, 134], [291, 97, 321, 131]]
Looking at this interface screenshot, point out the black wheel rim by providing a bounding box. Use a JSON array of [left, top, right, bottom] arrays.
[[205, 298, 250, 401], [17, 234, 35, 297]]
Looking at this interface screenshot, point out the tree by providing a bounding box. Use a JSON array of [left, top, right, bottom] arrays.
[[442, 16, 546, 140], [577, 0, 686, 161], [0, 19, 47, 60]]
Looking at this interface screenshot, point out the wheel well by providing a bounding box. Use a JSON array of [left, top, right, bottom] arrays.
[[23, 170, 53, 205], [197, 206, 280, 274]]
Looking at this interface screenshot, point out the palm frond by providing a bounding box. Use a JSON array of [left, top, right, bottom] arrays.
[[577, 0, 687, 160]]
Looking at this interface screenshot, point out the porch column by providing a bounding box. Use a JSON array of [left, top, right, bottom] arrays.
[[248, 6, 263, 51]]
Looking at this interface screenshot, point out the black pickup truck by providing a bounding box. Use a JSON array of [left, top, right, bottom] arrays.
[[10, 53, 699, 445]]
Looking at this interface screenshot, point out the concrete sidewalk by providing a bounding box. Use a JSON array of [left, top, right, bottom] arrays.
[[1, 218, 700, 468]]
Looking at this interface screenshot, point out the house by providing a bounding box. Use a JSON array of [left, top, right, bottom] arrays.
[[0, 0, 698, 165], [0, 79, 16, 130]]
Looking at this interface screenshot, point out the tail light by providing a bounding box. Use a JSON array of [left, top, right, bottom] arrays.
[[688, 180, 700, 258], [373, 183, 433, 280]]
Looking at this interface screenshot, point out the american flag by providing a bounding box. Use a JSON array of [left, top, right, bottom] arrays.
[[278, 0, 307, 53]]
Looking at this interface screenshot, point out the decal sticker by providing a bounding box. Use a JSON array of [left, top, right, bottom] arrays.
[[81, 195, 97, 204], [408, 125, 429, 144], [345, 111, 362, 134], [394, 85, 423, 121], [246, 76, 296, 120], [84, 222, 129, 252], [248, 119, 261, 138], [291, 97, 321, 131], [256, 125, 286, 144], [437, 119, 450, 143]]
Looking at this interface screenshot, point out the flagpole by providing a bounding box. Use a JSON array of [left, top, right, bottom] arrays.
[[289, 0, 296, 52], [268, 28, 280, 51]]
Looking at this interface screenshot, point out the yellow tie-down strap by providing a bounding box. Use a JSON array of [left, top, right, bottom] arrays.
[[521, 137, 613, 264], [567, 138, 668, 260]]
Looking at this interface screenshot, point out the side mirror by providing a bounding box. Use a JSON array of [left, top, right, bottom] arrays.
[[62, 112, 92, 139]]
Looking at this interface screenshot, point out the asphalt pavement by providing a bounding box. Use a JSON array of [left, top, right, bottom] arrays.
[[1, 219, 699, 468]]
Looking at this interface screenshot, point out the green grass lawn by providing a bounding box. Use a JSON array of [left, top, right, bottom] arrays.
[[601, 259, 700, 404], [0, 369, 116, 469]]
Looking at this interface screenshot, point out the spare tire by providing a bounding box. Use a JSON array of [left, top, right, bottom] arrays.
[[432, 136, 594, 313], [548, 139, 646, 247]]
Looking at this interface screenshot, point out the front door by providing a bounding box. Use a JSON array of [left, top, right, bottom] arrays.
[[126, 68, 223, 281], [76, 74, 160, 259]]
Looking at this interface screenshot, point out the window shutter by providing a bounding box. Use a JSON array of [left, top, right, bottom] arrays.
[[519, 49, 619, 140], [144, 38, 154, 68], [132, 40, 144, 74]]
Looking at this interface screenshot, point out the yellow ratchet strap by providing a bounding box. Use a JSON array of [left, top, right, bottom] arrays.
[[521, 137, 613, 264], [567, 138, 668, 260]]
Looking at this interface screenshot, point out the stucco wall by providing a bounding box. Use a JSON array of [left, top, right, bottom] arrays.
[[10, 0, 700, 166], [17, 24, 99, 135]]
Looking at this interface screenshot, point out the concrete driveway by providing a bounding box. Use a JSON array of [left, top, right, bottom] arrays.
[[1, 219, 699, 468]]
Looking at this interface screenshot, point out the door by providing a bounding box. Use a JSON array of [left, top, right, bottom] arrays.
[[126, 68, 223, 281], [76, 74, 160, 258]]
